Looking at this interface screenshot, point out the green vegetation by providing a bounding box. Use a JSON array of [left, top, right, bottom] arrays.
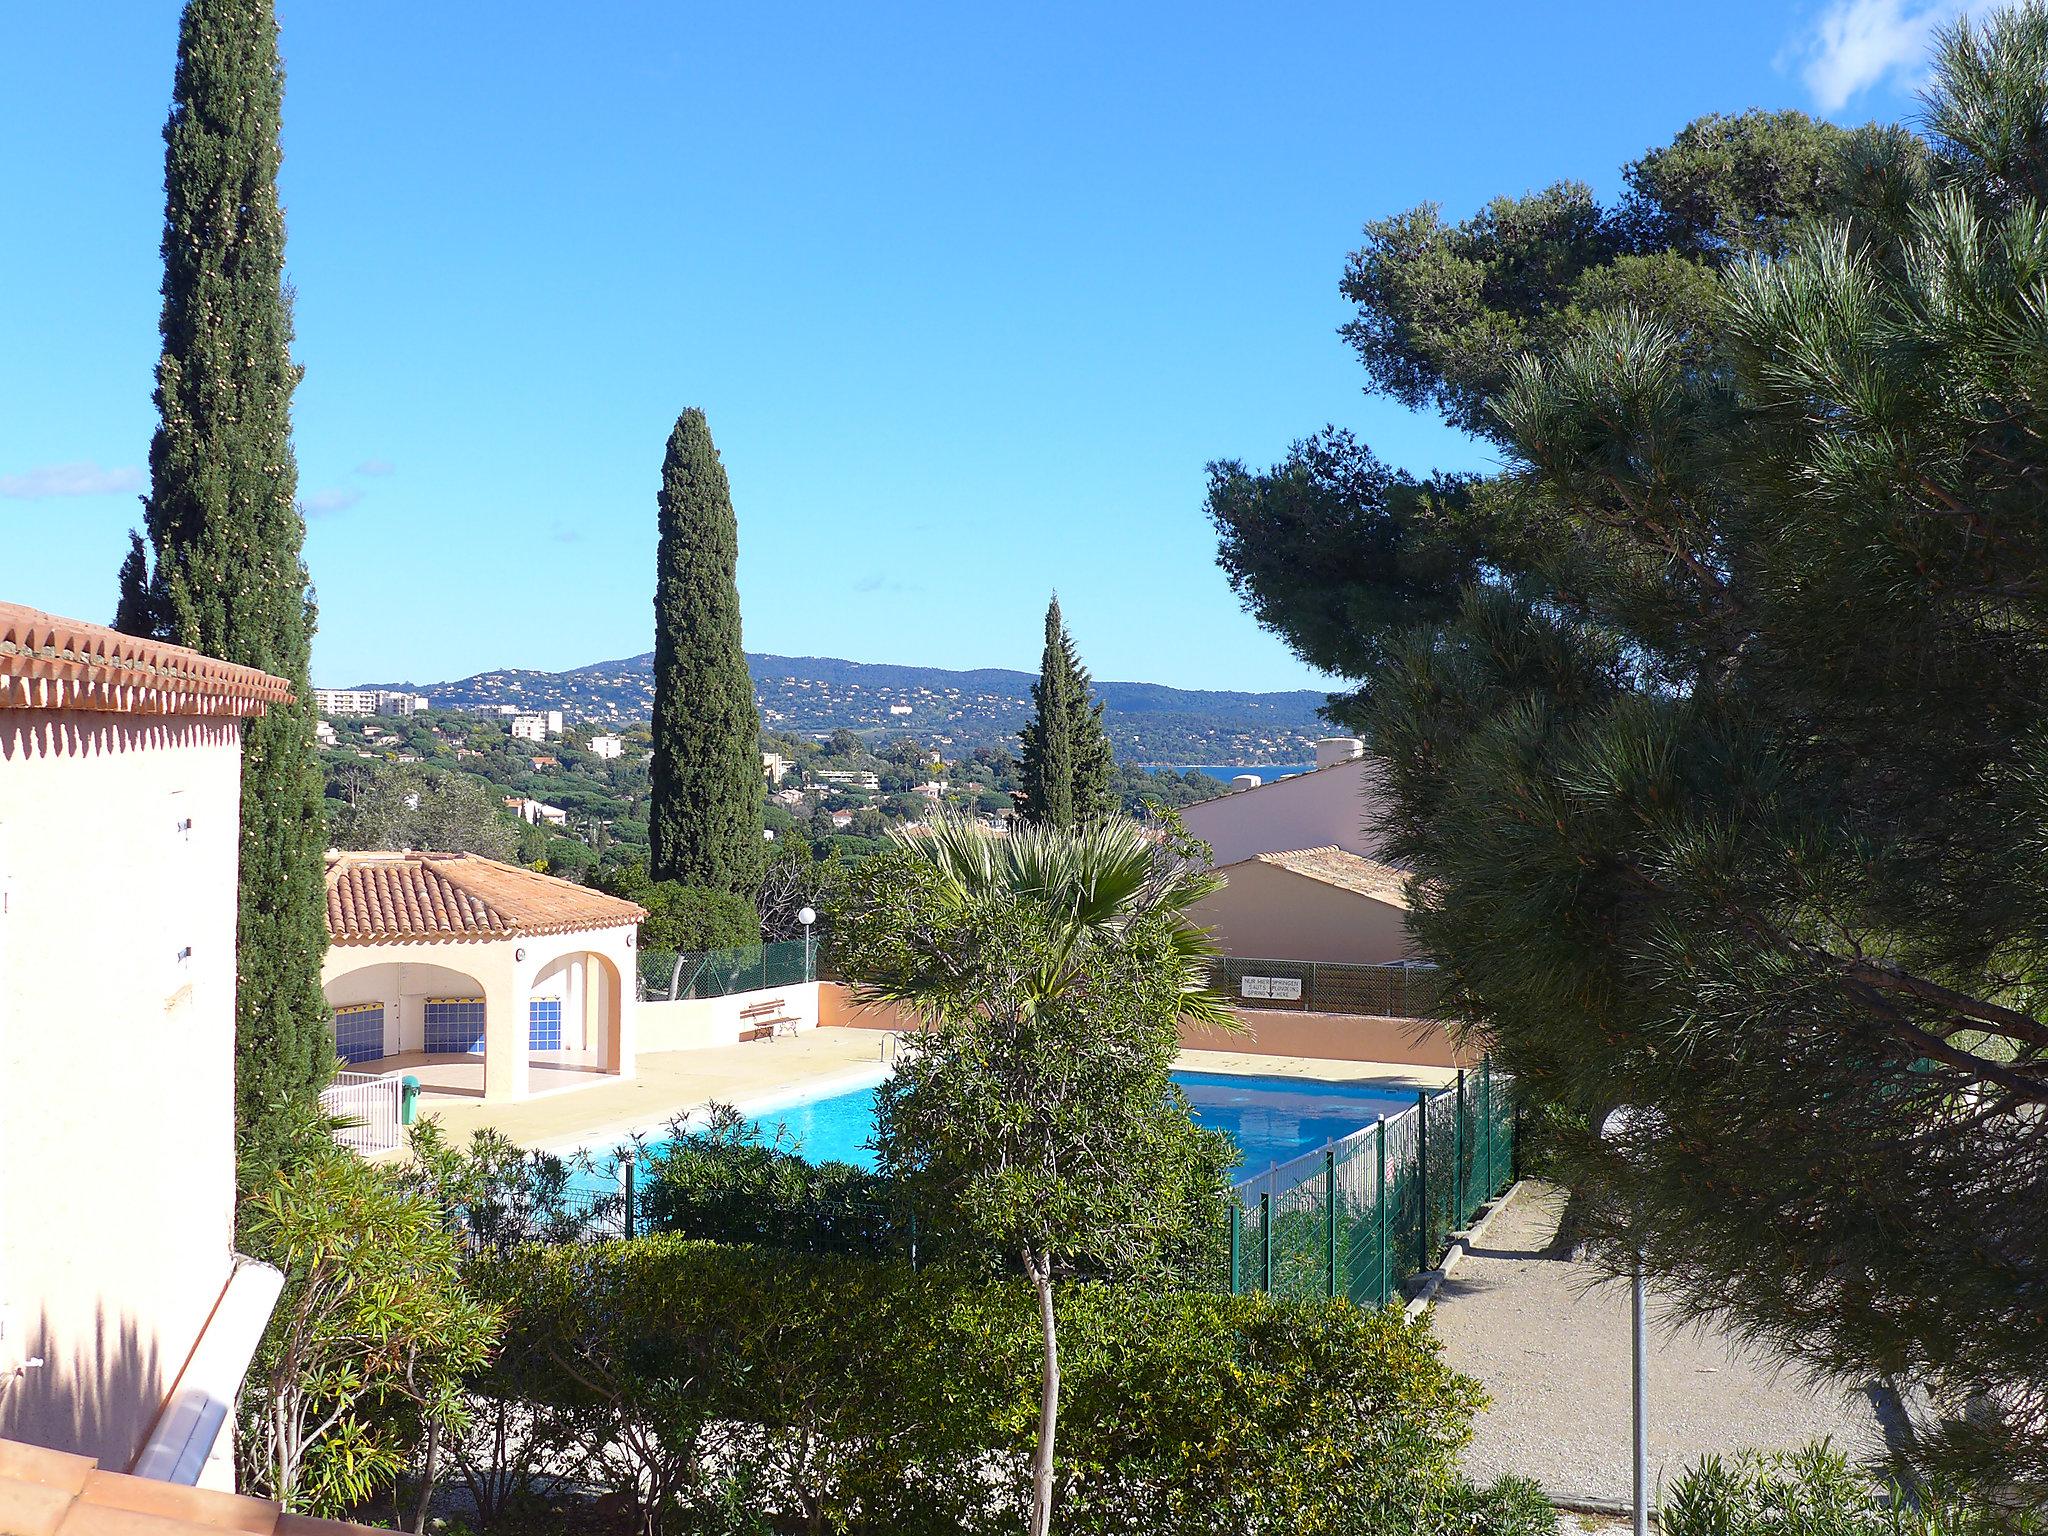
[[1662, 1444, 2038, 1536], [650, 409, 762, 900], [1208, 6, 2048, 1496], [1017, 595, 1115, 827], [834, 817, 1234, 1536], [116, 0, 331, 1183], [460, 1234, 1549, 1536], [240, 1109, 501, 1517]]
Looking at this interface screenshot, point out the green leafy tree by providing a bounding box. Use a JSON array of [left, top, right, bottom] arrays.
[[1207, 7, 2048, 1497], [637, 882, 759, 954], [649, 409, 762, 899], [325, 764, 520, 859], [240, 1108, 501, 1517], [1017, 596, 1114, 827], [835, 816, 1233, 1536], [117, 0, 331, 1181]]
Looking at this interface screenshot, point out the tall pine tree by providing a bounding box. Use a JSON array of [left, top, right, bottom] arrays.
[[1018, 595, 1114, 827], [117, 0, 331, 1181], [649, 409, 763, 898]]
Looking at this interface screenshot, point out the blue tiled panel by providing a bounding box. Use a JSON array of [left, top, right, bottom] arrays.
[[528, 996, 563, 1052], [334, 1004, 384, 1064], [424, 998, 486, 1055]]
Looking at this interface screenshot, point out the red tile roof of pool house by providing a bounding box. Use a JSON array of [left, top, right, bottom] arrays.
[[0, 602, 293, 717], [325, 849, 648, 943]]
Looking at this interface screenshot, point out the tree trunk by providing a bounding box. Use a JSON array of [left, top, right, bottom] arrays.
[[1026, 1248, 1059, 1536], [408, 1418, 441, 1533]]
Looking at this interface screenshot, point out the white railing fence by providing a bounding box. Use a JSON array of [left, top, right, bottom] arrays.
[[319, 1070, 404, 1153]]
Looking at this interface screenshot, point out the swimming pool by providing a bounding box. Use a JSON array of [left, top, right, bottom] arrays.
[[731, 1069, 1422, 1177]]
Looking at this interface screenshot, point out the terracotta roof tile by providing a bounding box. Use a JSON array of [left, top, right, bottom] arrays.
[[326, 850, 647, 943], [0, 603, 292, 719], [1236, 845, 1412, 908]]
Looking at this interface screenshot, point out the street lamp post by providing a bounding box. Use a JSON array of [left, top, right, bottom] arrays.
[[1600, 1106, 1653, 1536], [798, 905, 817, 981]]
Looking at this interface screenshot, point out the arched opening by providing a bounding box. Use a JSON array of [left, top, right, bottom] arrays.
[[321, 956, 497, 1098], [528, 950, 626, 1077]]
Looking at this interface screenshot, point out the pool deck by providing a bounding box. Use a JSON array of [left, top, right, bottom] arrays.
[[399, 1026, 1461, 1155]]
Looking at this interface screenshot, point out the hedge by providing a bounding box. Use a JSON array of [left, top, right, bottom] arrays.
[[463, 1236, 1550, 1536]]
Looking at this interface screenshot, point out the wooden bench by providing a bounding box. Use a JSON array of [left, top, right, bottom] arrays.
[[738, 998, 800, 1043]]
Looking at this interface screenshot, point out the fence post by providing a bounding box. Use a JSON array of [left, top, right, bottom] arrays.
[[1229, 1203, 1241, 1295], [620, 1153, 636, 1240], [1415, 1089, 1430, 1276], [1324, 1145, 1338, 1300], [1376, 1116, 1389, 1305], [1260, 1190, 1272, 1294], [1480, 1059, 1492, 1200], [1454, 1068, 1467, 1226]]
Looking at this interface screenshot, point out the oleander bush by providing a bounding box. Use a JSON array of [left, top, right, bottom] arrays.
[[1661, 1444, 2041, 1536], [459, 1235, 1550, 1536]]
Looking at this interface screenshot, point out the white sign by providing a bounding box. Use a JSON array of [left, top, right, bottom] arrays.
[[1239, 975, 1303, 1001]]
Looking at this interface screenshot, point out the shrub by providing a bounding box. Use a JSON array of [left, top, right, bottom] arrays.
[[470, 1236, 1548, 1536], [1661, 1444, 2037, 1536], [638, 1104, 909, 1256], [638, 881, 759, 952]]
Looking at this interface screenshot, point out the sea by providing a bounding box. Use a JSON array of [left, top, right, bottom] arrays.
[[1150, 764, 1314, 784]]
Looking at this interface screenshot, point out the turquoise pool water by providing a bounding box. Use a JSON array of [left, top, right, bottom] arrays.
[[737, 1070, 1420, 1176]]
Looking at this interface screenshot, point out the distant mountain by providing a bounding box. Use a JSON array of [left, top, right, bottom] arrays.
[[356, 652, 1334, 765]]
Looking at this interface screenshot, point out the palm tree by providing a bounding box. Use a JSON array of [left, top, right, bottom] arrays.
[[856, 812, 1232, 1032], [849, 813, 1232, 1536]]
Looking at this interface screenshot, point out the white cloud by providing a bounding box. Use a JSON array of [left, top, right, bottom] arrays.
[[1791, 0, 1987, 112], [0, 461, 144, 499], [302, 486, 363, 515], [354, 458, 395, 476]]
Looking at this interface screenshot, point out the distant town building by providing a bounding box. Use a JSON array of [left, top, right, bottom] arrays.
[[505, 796, 569, 827], [771, 787, 808, 808], [529, 754, 560, 770], [815, 769, 880, 792], [888, 703, 913, 716], [589, 733, 625, 760], [314, 687, 429, 716], [829, 809, 856, 830], [510, 710, 563, 742], [762, 751, 790, 784], [314, 719, 337, 747]]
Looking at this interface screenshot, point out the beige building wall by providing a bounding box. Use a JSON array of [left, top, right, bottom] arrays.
[[1189, 859, 1414, 966], [1180, 757, 1390, 867], [0, 711, 243, 1471], [319, 922, 637, 1101]]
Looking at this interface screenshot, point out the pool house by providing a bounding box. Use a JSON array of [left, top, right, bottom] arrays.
[[320, 850, 646, 1104]]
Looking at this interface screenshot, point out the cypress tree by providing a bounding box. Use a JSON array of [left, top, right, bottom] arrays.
[[649, 409, 763, 897], [118, 0, 331, 1180], [1018, 595, 1114, 826]]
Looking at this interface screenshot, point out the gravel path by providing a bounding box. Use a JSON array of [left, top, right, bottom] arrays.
[[1427, 1184, 1896, 1507]]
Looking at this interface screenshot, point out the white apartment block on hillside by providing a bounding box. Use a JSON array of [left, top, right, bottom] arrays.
[[313, 687, 430, 716], [510, 709, 563, 741], [589, 733, 624, 760]]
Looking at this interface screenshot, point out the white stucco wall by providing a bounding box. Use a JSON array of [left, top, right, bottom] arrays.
[[1179, 757, 1393, 867], [0, 710, 242, 1471], [638, 982, 822, 1052]]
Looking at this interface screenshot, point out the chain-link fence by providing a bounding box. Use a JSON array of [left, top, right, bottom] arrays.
[[1227, 1060, 1514, 1306], [1209, 957, 1441, 1017], [638, 939, 816, 1002]]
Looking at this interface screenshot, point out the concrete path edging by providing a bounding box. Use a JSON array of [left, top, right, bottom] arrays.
[[1404, 1178, 1529, 1319]]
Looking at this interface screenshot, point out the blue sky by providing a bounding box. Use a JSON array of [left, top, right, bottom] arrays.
[[2, 1, 1957, 692]]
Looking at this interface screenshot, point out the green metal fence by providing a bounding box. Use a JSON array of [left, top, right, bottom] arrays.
[[638, 939, 815, 1002], [1210, 956, 1442, 1018], [1227, 1060, 1514, 1306]]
